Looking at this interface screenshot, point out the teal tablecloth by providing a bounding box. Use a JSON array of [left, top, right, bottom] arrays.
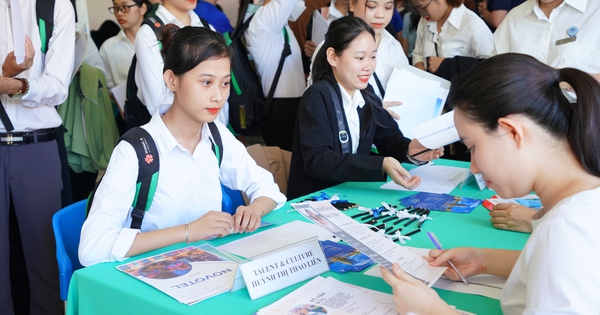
[[66, 159, 529, 314]]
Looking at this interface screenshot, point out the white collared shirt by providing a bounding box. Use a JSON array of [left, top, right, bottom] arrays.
[[134, 5, 227, 121], [244, 0, 306, 98], [99, 31, 135, 88], [338, 84, 365, 154], [0, 0, 75, 132], [493, 0, 600, 74], [412, 4, 493, 66], [308, 30, 408, 100], [79, 113, 287, 266], [501, 186, 600, 314], [326, 0, 345, 23]]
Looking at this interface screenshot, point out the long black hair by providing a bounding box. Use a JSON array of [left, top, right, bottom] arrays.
[[449, 53, 600, 177], [312, 16, 385, 138], [160, 25, 231, 76]]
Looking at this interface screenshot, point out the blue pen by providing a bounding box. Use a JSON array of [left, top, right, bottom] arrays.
[[426, 231, 468, 285]]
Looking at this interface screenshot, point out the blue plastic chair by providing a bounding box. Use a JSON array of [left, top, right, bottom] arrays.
[[221, 184, 245, 215], [52, 200, 86, 301]]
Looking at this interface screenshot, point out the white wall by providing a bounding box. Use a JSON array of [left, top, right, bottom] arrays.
[[86, 0, 240, 31]]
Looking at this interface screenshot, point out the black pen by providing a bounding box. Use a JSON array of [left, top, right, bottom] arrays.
[[403, 228, 422, 237], [404, 217, 418, 227], [409, 148, 431, 159], [388, 226, 403, 235], [393, 217, 410, 225], [382, 216, 398, 223], [374, 223, 386, 230], [351, 211, 371, 219]]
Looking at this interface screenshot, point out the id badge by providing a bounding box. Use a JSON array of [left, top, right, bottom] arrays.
[[556, 36, 576, 46]]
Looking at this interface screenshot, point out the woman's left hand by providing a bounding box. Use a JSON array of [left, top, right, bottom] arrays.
[[381, 263, 457, 315], [232, 205, 263, 233]]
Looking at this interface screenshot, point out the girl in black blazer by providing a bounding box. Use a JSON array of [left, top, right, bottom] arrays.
[[287, 16, 443, 199]]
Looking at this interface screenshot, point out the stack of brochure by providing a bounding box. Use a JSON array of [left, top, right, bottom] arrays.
[[116, 244, 240, 305]]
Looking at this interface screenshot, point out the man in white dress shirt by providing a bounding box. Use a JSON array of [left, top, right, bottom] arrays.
[[0, 0, 75, 313]]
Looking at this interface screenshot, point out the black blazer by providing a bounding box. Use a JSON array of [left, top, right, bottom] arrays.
[[287, 74, 412, 199]]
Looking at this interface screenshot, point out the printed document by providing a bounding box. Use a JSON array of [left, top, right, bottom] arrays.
[[380, 164, 469, 194], [293, 201, 446, 286]]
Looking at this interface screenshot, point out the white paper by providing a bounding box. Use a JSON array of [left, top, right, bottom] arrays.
[[380, 165, 469, 194], [9, 0, 26, 63], [72, 25, 89, 80], [412, 110, 459, 149], [111, 83, 127, 113], [364, 247, 505, 300], [293, 201, 446, 286], [217, 220, 336, 259], [384, 68, 444, 139], [460, 170, 487, 191], [257, 276, 398, 315], [311, 10, 329, 46]]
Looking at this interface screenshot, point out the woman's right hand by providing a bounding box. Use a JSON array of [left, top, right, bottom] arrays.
[[383, 157, 421, 189], [426, 248, 485, 280], [188, 211, 234, 242]]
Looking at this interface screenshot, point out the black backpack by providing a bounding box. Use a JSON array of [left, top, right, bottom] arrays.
[[224, 14, 291, 136], [86, 123, 223, 229], [123, 13, 210, 131]]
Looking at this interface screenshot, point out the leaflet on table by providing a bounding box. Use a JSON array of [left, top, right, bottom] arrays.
[[256, 276, 397, 315], [380, 165, 469, 194], [399, 192, 483, 213], [460, 170, 487, 191], [482, 194, 542, 211], [412, 110, 459, 149], [116, 244, 238, 305], [292, 201, 446, 286], [320, 240, 375, 274], [383, 66, 448, 139], [364, 246, 506, 300]]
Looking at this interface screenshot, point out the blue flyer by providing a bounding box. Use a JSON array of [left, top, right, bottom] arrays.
[[399, 192, 483, 213], [319, 240, 374, 274]]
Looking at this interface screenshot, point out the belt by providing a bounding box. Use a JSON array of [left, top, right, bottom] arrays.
[[0, 128, 57, 146]]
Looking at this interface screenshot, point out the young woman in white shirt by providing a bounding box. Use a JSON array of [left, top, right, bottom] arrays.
[[99, 0, 150, 89], [411, 0, 493, 74], [80, 26, 286, 267], [134, 0, 228, 125], [381, 53, 600, 314]]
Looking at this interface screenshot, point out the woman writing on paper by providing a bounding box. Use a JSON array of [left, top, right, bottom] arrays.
[[287, 16, 443, 199], [381, 53, 600, 314], [79, 26, 286, 267], [411, 0, 493, 75]]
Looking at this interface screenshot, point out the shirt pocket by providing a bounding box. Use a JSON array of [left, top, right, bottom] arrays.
[[441, 41, 469, 58], [559, 43, 600, 74]]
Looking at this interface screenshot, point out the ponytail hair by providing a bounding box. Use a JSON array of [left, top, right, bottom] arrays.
[[160, 25, 231, 76], [448, 53, 600, 177]]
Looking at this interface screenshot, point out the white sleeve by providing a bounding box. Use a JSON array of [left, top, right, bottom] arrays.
[[251, 0, 298, 36], [306, 40, 324, 87], [21, 0, 75, 107], [216, 122, 287, 208], [98, 43, 116, 89], [492, 17, 511, 56], [469, 22, 494, 59], [412, 18, 426, 65], [78, 141, 141, 266], [134, 24, 170, 116]]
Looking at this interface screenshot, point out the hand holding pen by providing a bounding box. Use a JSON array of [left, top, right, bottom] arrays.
[[426, 232, 469, 285]]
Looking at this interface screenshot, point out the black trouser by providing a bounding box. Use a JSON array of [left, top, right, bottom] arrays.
[[0, 140, 63, 315], [261, 97, 301, 152]]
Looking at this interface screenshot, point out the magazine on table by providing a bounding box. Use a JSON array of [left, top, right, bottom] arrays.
[[116, 244, 238, 305]]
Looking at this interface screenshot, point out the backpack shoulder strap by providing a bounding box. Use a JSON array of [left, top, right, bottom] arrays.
[[36, 0, 56, 54], [143, 14, 165, 39], [199, 17, 210, 29], [323, 80, 350, 155], [266, 26, 291, 105], [121, 127, 160, 229], [208, 122, 223, 167]]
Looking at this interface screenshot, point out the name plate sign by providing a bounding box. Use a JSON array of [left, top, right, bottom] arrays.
[[240, 238, 329, 300]]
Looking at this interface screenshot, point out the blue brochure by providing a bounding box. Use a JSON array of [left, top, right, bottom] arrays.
[[399, 192, 483, 213], [319, 240, 374, 274]]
